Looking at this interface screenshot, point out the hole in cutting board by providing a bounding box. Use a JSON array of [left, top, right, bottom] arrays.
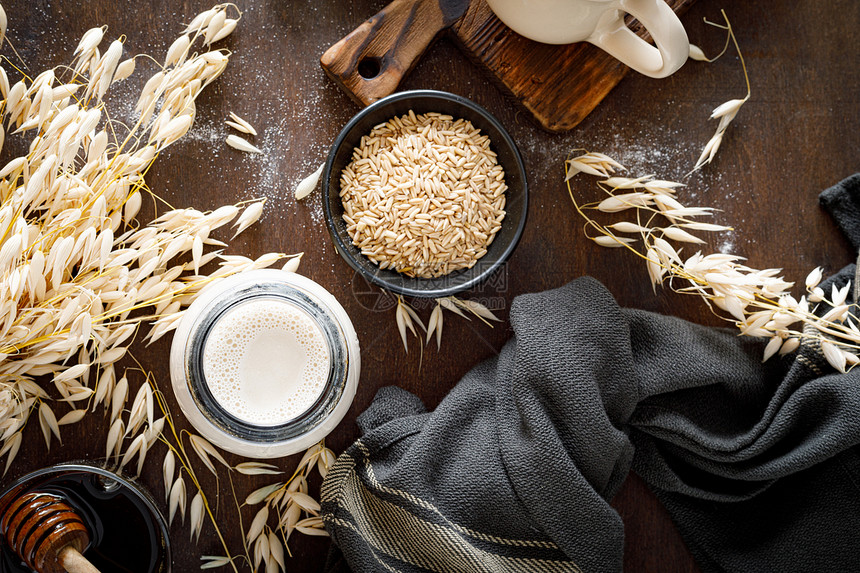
[[358, 57, 383, 79]]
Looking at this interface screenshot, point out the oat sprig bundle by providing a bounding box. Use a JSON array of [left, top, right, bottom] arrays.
[[0, 6, 337, 572], [565, 151, 860, 372], [0, 3, 304, 474]]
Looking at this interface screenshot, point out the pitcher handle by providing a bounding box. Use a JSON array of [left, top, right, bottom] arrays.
[[588, 0, 689, 78]]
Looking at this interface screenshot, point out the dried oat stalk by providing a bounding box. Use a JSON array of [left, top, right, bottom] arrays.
[[144, 374, 237, 569], [142, 365, 332, 573], [566, 151, 860, 372], [0, 5, 332, 572], [204, 440, 337, 572], [396, 294, 500, 353], [689, 10, 750, 174], [0, 4, 299, 474]]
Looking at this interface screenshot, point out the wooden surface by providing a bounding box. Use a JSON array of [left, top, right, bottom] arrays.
[[450, 0, 697, 131], [322, 0, 696, 131], [321, 0, 468, 107], [2, 0, 859, 572]]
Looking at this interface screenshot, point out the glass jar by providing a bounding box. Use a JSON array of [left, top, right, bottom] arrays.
[[169, 269, 360, 458]]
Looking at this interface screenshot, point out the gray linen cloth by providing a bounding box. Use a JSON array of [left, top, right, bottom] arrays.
[[320, 174, 860, 573]]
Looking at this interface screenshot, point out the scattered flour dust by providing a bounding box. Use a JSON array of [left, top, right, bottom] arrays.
[[67, 2, 337, 229], [221, 0, 339, 228], [548, 121, 743, 255], [717, 237, 735, 254]]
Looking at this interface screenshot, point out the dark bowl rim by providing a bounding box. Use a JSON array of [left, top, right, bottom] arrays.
[[322, 89, 528, 298]]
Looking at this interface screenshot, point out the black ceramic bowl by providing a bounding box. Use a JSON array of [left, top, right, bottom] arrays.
[[322, 90, 528, 298]]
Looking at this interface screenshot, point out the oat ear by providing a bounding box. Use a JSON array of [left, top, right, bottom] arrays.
[[426, 302, 443, 349], [246, 507, 269, 545], [226, 134, 262, 154], [189, 492, 205, 543], [200, 556, 233, 570], [295, 163, 324, 200], [689, 11, 750, 174], [0, 4, 7, 47], [227, 112, 257, 136], [1, 433, 21, 477], [244, 483, 284, 505], [234, 461, 283, 476], [232, 201, 265, 238]]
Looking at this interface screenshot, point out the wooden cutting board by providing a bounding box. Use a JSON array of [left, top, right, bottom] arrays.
[[321, 0, 696, 132]]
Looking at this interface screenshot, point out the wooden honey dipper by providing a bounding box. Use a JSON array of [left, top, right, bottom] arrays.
[[0, 492, 101, 573]]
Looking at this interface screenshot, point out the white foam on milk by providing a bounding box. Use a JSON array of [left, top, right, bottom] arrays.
[[202, 298, 330, 426]]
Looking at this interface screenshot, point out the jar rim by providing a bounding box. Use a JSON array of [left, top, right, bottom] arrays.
[[169, 270, 360, 458]]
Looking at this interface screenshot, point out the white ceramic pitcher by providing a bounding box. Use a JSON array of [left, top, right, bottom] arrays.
[[486, 0, 689, 78]]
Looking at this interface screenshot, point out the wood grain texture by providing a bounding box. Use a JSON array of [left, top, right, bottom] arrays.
[[0, 1, 858, 573], [57, 547, 101, 573], [450, 0, 697, 131], [323, 0, 696, 131], [321, 0, 467, 106]]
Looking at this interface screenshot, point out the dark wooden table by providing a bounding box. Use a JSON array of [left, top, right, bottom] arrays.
[[2, 0, 859, 572]]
